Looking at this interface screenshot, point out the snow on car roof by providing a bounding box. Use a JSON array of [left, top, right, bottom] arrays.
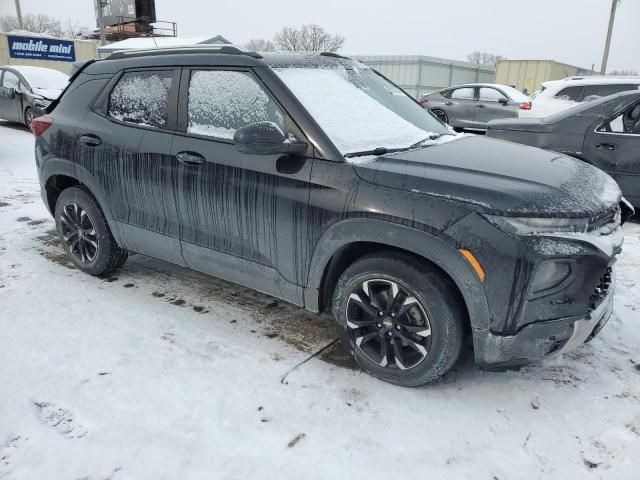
[[541, 77, 640, 89], [1, 65, 69, 89]]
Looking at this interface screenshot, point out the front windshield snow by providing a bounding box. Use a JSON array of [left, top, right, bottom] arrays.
[[275, 65, 451, 155]]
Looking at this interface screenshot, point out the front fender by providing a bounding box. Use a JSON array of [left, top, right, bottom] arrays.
[[303, 218, 491, 331]]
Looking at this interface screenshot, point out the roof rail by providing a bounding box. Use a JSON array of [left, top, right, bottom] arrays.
[[319, 52, 351, 60], [107, 45, 262, 60]]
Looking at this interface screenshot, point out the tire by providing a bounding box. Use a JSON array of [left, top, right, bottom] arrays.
[[54, 186, 128, 276], [431, 109, 449, 124], [24, 108, 34, 129], [332, 253, 465, 386]]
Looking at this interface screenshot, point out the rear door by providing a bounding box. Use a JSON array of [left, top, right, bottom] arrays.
[[75, 68, 185, 264], [0, 69, 23, 122], [584, 100, 640, 205], [171, 67, 314, 299], [475, 87, 517, 128], [442, 87, 477, 128]]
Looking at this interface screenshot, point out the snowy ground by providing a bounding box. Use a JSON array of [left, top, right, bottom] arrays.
[[1, 121, 639, 480]]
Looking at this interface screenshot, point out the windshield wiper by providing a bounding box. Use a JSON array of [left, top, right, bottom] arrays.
[[410, 132, 455, 148], [344, 146, 412, 158]]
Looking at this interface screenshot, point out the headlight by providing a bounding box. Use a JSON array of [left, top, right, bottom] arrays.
[[483, 215, 589, 235], [34, 98, 52, 108]]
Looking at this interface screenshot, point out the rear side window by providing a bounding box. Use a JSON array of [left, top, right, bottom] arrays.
[[187, 70, 284, 140], [450, 88, 475, 100], [554, 86, 582, 101], [478, 87, 507, 102], [108, 71, 174, 128]]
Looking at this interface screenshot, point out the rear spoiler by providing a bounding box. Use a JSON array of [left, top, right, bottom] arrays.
[[45, 59, 97, 114]]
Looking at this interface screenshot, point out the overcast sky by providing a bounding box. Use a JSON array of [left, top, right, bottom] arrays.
[[3, 0, 638, 72]]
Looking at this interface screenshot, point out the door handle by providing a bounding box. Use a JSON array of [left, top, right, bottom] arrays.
[[176, 151, 205, 166], [445, 101, 454, 106], [596, 143, 616, 151], [78, 134, 102, 146], [477, 104, 486, 109]]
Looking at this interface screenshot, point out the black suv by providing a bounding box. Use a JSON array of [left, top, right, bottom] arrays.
[[33, 47, 633, 386]]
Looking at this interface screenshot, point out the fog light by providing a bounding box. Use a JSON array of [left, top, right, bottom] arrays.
[[531, 261, 572, 294]]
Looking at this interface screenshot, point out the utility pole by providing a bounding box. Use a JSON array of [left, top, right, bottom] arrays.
[[14, 0, 23, 29], [96, 0, 107, 46], [600, 0, 620, 74]]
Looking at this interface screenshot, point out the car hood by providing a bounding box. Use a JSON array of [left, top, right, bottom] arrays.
[[31, 87, 63, 100], [352, 135, 621, 217]]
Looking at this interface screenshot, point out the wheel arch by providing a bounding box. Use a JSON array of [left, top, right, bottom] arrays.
[[42, 161, 125, 245], [304, 218, 491, 332]]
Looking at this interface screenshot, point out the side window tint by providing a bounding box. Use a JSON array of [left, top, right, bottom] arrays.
[[479, 88, 507, 102], [450, 88, 475, 100], [583, 84, 635, 102], [108, 71, 173, 128], [598, 103, 640, 134], [2, 71, 19, 89], [554, 86, 582, 102], [187, 70, 285, 139]]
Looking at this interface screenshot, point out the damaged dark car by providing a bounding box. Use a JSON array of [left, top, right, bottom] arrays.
[[487, 90, 640, 207], [32, 47, 634, 386]]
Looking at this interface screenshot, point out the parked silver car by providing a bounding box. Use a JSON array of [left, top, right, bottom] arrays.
[[0, 66, 69, 128], [420, 83, 531, 130]]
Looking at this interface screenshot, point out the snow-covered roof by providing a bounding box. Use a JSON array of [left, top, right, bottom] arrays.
[[98, 35, 231, 53], [541, 77, 640, 90], [0, 65, 69, 89]]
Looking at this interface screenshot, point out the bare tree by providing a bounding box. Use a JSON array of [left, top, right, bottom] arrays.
[[244, 38, 276, 52], [609, 69, 639, 76], [274, 24, 345, 52], [62, 18, 88, 39], [0, 14, 62, 37], [467, 51, 505, 69]]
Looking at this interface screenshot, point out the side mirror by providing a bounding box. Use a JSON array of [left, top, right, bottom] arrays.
[[6, 87, 16, 99], [498, 97, 509, 105], [234, 122, 307, 156]]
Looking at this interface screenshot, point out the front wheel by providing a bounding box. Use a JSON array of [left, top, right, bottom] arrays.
[[24, 108, 34, 129], [54, 186, 128, 276], [332, 253, 465, 386]]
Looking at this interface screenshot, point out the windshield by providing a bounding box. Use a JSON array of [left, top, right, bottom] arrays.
[[16, 67, 69, 90], [275, 64, 450, 155]]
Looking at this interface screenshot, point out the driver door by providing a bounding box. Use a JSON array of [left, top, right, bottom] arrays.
[[0, 70, 23, 123], [172, 68, 314, 297], [583, 101, 640, 205]]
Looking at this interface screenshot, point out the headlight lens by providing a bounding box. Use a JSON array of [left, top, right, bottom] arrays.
[[530, 260, 572, 295], [483, 215, 589, 235], [34, 98, 52, 108]]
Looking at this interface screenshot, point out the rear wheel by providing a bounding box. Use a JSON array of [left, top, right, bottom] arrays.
[[431, 109, 449, 124], [332, 253, 465, 386], [54, 186, 128, 276]]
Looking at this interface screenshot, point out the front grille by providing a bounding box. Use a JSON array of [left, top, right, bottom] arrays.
[[590, 267, 613, 310]]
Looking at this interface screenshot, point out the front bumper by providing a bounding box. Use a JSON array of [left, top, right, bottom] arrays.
[[473, 270, 615, 369]]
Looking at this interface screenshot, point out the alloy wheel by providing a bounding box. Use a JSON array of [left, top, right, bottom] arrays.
[[60, 202, 99, 264], [346, 279, 432, 370], [433, 110, 448, 124]]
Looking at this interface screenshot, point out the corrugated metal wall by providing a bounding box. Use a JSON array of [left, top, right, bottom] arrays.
[[0, 33, 98, 74], [351, 55, 495, 98]]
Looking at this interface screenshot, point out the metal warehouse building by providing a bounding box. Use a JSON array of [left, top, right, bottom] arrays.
[[0, 32, 98, 74], [496, 59, 597, 94], [351, 55, 495, 98]]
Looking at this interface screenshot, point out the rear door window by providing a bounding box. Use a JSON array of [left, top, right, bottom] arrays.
[[478, 87, 507, 102], [108, 70, 175, 128], [186, 70, 285, 140], [450, 87, 475, 100]]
